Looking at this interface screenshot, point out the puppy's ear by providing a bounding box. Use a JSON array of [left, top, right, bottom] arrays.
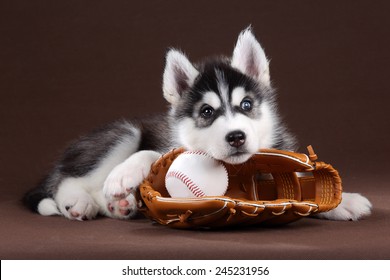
[[163, 49, 199, 105], [231, 27, 270, 86]]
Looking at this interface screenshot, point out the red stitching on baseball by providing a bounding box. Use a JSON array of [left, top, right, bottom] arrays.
[[183, 150, 209, 157], [166, 170, 206, 197]]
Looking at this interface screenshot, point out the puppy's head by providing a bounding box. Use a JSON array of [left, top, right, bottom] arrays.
[[163, 28, 284, 164]]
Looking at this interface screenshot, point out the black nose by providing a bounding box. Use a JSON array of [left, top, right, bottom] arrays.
[[226, 130, 246, 148]]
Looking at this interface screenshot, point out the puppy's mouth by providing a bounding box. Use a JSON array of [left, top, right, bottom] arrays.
[[221, 151, 253, 165]]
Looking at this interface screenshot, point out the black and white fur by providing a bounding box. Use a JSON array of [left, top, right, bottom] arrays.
[[23, 28, 372, 221]]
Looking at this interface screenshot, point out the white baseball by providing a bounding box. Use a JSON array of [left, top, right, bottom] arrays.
[[165, 151, 229, 198]]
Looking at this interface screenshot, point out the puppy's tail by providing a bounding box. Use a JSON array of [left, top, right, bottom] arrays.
[[23, 174, 61, 216]]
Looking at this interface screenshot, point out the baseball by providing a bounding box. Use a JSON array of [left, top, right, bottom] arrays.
[[165, 151, 229, 198]]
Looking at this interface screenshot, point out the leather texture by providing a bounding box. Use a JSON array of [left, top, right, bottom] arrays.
[[138, 147, 342, 229]]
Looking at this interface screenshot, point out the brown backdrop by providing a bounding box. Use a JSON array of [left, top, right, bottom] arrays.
[[1, 0, 389, 259]]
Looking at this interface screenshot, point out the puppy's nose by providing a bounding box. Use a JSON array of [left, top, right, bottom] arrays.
[[226, 130, 246, 148]]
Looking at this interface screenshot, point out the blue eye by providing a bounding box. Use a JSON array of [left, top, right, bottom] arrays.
[[240, 99, 252, 111], [200, 105, 214, 118]]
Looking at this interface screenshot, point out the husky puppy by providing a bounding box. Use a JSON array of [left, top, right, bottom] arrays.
[[23, 28, 372, 221]]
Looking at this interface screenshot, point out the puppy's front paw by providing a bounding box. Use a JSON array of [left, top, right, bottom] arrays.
[[316, 192, 372, 221], [103, 151, 161, 200], [103, 161, 144, 200]]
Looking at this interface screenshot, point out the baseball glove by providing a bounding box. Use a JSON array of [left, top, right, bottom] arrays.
[[138, 146, 342, 229]]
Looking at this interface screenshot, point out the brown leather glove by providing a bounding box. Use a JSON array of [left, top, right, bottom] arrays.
[[138, 146, 342, 229]]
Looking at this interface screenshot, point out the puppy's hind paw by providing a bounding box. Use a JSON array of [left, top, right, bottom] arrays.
[[59, 194, 100, 221], [105, 193, 138, 219]]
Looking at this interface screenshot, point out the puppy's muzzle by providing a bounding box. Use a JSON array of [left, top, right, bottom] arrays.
[[226, 130, 246, 148]]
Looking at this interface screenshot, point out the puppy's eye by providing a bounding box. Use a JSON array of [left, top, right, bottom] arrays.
[[240, 99, 252, 111], [200, 105, 214, 118]]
